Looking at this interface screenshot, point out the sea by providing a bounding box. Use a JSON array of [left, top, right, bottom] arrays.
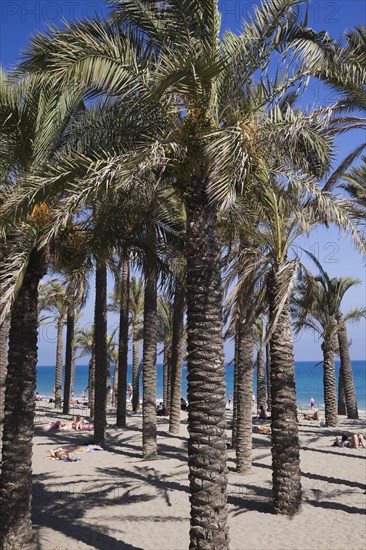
[[36, 360, 366, 410]]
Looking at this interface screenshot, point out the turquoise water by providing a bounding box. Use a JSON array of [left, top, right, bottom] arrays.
[[36, 360, 366, 409]]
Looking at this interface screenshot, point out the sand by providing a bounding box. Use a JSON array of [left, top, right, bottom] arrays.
[[31, 404, 366, 550]]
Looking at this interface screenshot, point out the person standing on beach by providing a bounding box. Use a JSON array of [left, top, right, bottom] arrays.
[[310, 397, 315, 409], [127, 383, 133, 405]]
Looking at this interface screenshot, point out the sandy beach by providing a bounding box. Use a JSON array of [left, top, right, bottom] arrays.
[[31, 403, 366, 550]]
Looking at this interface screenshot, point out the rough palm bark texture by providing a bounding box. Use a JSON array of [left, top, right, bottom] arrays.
[[70, 322, 76, 400], [322, 337, 338, 427], [268, 269, 301, 515], [231, 327, 239, 449], [0, 249, 45, 550], [0, 319, 9, 458], [169, 283, 185, 434], [112, 363, 118, 407], [256, 344, 266, 409], [337, 319, 358, 419], [94, 261, 108, 443], [88, 354, 96, 419], [163, 342, 170, 408], [142, 254, 158, 459], [265, 342, 271, 412], [62, 309, 75, 415], [184, 180, 229, 549], [117, 257, 129, 426], [236, 319, 254, 473], [132, 335, 140, 412], [337, 366, 347, 416], [54, 316, 63, 408]]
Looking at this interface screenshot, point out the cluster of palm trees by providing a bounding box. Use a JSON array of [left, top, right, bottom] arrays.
[[0, 1, 365, 549]]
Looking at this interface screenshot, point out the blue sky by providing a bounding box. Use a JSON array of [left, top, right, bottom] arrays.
[[1, 0, 365, 362]]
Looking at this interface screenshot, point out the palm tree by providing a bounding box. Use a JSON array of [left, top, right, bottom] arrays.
[[0, 71, 84, 548], [315, 26, 366, 192], [75, 326, 95, 415], [255, 316, 267, 410], [157, 295, 174, 410], [342, 158, 366, 216], [141, 239, 158, 459], [294, 269, 365, 425], [236, 179, 362, 512], [168, 280, 186, 434], [38, 279, 67, 408], [11, 0, 355, 538], [108, 253, 130, 425], [129, 275, 144, 412]]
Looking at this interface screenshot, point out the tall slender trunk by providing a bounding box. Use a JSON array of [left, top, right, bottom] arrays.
[[0, 318, 9, 457], [268, 267, 301, 515], [142, 252, 158, 459], [112, 363, 118, 407], [0, 248, 45, 549], [132, 332, 140, 412], [265, 342, 271, 412], [337, 365, 347, 416], [322, 336, 338, 427], [232, 325, 239, 449], [94, 261, 108, 443], [184, 180, 229, 549], [88, 354, 95, 419], [106, 362, 112, 409], [169, 282, 185, 434], [236, 319, 254, 473], [117, 256, 130, 426], [62, 308, 75, 415], [163, 342, 169, 408], [256, 343, 266, 409], [54, 315, 63, 408], [337, 319, 358, 419], [70, 322, 76, 399]]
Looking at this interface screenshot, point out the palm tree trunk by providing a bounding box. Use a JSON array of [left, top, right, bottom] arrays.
[[117, 256, 130, 426], [337, 321, 358, 419], [94, 260, 108, 443], [322, 337, 338, 427], [0, 318, 9, 458], [54, 316, 63, 408], [132, 330, 140, 412], [232, 326, 239, 449], [337, 365, 347, 416], [184, 181, 229, 549], [266, 342, 271, 412], [163, 343, 169, 408], [88, 354, 95, 419], [0, 248, 45, 549], [142, 252, 158, 459], [112, 362, 118, 407], [62, 309, 75, 415], [256, 344, 266, 409], [70, 323, 76, 400], [268, 268, 301, 515], [236, 319, 254, 473], [169, 282, 185, 434]]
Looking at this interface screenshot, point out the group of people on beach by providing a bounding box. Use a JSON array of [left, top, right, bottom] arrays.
[[35, 415, 93, 432]]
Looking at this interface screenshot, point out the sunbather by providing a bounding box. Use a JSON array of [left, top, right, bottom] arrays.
[[333, 434, 365, 448], [49, 443, 104, 461]]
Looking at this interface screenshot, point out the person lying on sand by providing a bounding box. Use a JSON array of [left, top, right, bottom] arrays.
[[252, 425, 271, 434], [303, 410, 322, 421], [35, 418, 93, 432], [35, 420, 70, 431], [49, 444, 104, 461], [333, 434, 365, 448]]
